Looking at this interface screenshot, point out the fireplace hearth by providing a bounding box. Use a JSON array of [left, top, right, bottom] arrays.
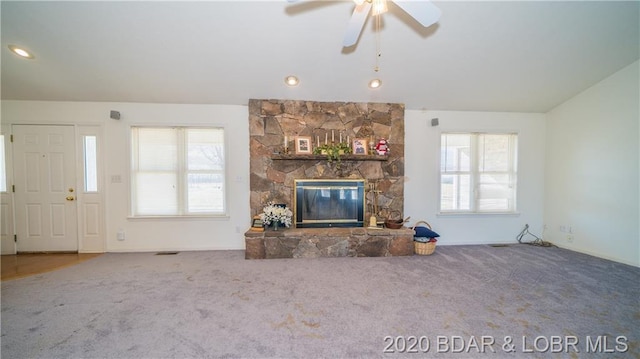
[[245, 227, 415, 259]]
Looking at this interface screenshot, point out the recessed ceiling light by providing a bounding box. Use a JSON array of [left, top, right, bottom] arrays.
[[369, 79, 382, 89], [8, 45, 34, 59], [285, 75, 299, 86]]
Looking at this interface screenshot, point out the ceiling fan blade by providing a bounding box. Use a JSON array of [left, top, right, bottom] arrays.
[[392, 0, 441, 28], [343, 2, 372, 47]]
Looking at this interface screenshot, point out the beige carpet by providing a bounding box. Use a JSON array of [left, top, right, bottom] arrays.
[[2, 245, 639, 358]]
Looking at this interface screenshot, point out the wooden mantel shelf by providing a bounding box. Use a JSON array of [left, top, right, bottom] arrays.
[[272, 154, 388, 161]]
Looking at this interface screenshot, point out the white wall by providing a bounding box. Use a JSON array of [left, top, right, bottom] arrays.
[[1, 101, 251, 252], [404, 110, 546, 245], [3, 100, 546, 253], [4, 72, 636, 265], [545, 61, 639, 267]]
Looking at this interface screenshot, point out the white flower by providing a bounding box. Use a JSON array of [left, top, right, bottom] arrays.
[[259, 202, 293, 227]]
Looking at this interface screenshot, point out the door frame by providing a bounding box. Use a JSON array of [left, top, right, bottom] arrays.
[[1, 124, 15, 254], [3, 123, 106, 254]]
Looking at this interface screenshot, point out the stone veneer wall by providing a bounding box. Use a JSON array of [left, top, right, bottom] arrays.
[[248, 99, 405, 220]]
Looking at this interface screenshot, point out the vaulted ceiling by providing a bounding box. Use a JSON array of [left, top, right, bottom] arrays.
[[2, 1, 638, 112]]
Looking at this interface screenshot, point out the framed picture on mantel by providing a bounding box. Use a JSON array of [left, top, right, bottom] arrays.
[[295, 136, 312, 154], [352, 138, 368, 155]]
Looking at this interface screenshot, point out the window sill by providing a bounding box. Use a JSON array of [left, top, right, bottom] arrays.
[[127, 215, 230, 221]]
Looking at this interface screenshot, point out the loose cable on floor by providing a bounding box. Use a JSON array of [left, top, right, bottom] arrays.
[[517, 224, 553, 247]]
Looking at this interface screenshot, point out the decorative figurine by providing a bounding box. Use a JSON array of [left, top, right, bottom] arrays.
[[375, 138, 390, 155]]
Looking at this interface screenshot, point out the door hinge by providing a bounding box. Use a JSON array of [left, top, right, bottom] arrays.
[[14, 234, 17, 242], [10, 134, 13, 142], [12, 185, 15, 193]]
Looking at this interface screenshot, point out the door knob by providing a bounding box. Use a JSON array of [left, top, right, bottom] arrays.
[[66, 196, 75, 201]]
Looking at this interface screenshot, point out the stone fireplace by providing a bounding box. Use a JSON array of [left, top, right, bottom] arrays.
[[246, 99, 411, 259], [248, 99, 405, 217]]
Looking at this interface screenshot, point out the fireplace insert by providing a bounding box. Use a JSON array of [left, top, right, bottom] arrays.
[[294, 179, 365, 228]]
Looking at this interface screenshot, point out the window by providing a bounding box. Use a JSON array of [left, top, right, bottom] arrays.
[[83, 135, 98, 192], [440, 133, 517, 213], [131, 127, 226, 216], [0, 135, 6, 192]]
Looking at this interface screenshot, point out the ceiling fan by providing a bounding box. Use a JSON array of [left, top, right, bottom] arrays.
[[287, 0, 441, 47]]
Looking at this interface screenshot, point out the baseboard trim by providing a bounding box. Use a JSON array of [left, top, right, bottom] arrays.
[[551, 242, 639, 268]]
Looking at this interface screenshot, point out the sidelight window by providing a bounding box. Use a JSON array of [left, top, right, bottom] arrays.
[[0, 135, 6, 193]]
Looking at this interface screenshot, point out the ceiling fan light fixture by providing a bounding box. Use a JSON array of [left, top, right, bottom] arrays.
[[8, 45, 34, 59], [284, 75, 299, 86], [371, 0, 388, 16], [353, 0, 366, 5], [368, 78, 382, 89]]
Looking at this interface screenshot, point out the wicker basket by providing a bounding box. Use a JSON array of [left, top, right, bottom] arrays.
[[383, 210, 405, 229], [412, 220, 437, 255], [414, 241, 436, 255]]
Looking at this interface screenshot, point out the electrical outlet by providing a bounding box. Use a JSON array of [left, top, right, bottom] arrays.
[[566, 234, 574, 243]]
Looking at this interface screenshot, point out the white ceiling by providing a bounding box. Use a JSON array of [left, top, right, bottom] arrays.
[[1, 1, 638, 113]]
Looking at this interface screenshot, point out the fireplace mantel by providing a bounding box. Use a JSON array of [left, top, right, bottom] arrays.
[[271, 154, 388, 161]]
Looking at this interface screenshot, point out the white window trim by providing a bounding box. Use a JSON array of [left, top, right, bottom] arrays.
[[129, 125, 228, 218], [439, 132, 518, 215]]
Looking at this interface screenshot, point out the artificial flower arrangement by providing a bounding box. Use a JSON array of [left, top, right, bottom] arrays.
[[259, 202, 293, 228], [313, 142, 352, 167]]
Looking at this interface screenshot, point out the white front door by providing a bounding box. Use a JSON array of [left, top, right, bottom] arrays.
[[13, 125, 78, 252]]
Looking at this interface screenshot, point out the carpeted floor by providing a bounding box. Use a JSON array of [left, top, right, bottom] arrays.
[[1, 244, 639, 358]]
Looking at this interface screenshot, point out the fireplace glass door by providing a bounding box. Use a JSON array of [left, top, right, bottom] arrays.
[[294, 179, 365, 228]]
